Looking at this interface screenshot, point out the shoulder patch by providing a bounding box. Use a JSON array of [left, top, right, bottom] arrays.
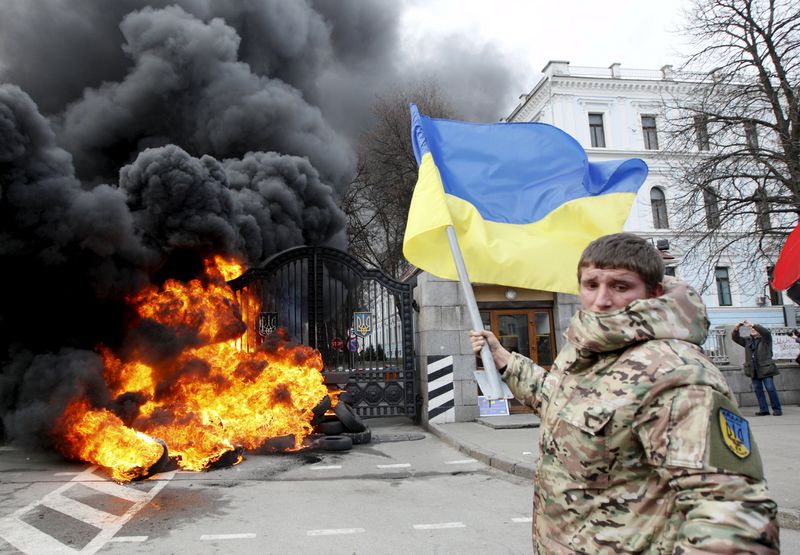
[[718, 407, 751, 458], [707, 392, 764, 481]]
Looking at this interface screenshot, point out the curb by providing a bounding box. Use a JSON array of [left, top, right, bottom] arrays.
[[426, 422, 534, 480], [426, 422, 799, 530]]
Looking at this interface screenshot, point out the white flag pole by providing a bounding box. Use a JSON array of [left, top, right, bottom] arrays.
[[445, 225, 507, 400]]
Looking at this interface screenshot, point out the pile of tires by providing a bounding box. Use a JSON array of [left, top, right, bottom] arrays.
[[313, 394, 371, 452]]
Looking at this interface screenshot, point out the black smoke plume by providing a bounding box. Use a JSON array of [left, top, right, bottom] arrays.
[[0, 1, 521, 447], [0, 4, 355, 446]]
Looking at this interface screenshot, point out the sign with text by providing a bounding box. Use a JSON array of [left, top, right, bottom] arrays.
[[478, 396, 510, 417], [773, 333, 800, 360]]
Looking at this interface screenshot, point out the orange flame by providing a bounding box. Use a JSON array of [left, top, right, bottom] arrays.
[[55, 256, 327, 480], [55, 399, 164, 482]]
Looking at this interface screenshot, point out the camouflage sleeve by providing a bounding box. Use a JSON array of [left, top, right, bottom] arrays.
[[635, 384, 779, 553], [500, 351, 547, 413]]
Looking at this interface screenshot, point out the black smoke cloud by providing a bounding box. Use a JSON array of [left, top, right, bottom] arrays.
[[0, 1, 523, 447], [57, 5, 354, 185]]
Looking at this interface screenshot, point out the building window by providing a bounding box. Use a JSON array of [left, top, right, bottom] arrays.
[[715, 267, 732, 306], [744, 120, 759, 150], [588, 113, 606, 148], [755, 189, 771, 232], [694, 115, 710, 151], [767, 266, 783, 306], [650, 187, 669, 229], [703, 187, 720, 229], [641, 115, 659, 150]]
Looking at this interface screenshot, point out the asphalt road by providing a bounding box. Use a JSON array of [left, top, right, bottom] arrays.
[[0, 424, 534, 554], [2, 420, 799, 554]]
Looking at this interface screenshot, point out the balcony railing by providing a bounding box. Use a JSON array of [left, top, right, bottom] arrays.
[[703, 327, 729, 365]]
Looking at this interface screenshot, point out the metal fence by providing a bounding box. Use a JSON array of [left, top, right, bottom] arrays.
[[703, 327, 729, 365], [228, 246, 417, 419]]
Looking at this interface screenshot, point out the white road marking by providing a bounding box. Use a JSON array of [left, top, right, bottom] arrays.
[[80, 480, 149, 504], [512, 517, 533, 523], [443, 459, 477, 465], [413, 522, 466, 530], [306, 528, 365, 536], [0, 446, 17, 451], [0, 518, 77, 555], [109, 536, 148, 542], [41, 493, 118, 527], [54, 472, 81, 476], [376, 463, 411, 469], [200, 533, 257, 540], [310, 465, 342, 470], [0, 465, 175, 555], [522, 451, 534, 455]]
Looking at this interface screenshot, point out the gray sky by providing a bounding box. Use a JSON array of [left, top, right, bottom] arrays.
[[400, 0, 691, 116]]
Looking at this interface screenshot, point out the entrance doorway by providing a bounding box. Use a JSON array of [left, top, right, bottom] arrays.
[[479, 308, 555, 413]]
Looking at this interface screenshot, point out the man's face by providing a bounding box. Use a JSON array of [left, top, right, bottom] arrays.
[[579, 265, 662, 313]]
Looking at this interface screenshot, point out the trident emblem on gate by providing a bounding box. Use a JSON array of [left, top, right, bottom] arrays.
[[353, 312, 373, 338]]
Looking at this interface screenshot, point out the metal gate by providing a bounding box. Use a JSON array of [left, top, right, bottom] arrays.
[[228, 246, 416, 419]]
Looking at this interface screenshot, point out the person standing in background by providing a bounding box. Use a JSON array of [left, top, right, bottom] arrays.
[[732, 320, 783, 416]]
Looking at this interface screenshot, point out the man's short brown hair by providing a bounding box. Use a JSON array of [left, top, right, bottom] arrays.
[[577, 233, 665, 295]]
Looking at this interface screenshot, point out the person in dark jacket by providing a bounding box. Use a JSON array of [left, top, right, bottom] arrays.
[[732, 320, 782, 416]]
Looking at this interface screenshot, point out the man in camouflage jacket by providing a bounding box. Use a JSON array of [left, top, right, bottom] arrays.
[[471, 233, 778, 553]]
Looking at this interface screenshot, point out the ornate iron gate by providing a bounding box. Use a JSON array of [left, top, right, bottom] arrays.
[[228, 246, 417, 419]]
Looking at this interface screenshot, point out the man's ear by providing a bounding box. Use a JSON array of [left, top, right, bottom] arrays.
[[650, 282, 665, 298]]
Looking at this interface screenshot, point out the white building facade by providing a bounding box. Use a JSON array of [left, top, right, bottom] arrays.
[[505, 60, 797, 332], [410, 62, 799, 424]]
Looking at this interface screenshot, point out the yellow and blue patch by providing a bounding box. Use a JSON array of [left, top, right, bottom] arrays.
[[719, 407, 751, 459]]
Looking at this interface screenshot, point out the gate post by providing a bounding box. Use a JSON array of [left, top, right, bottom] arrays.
[[413, 272, 479, 424]]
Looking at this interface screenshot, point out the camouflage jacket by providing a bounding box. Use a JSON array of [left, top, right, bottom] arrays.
[[503, 277, 779, 554]]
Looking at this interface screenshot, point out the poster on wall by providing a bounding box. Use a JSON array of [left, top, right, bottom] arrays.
[[773, 333, 800, 360]]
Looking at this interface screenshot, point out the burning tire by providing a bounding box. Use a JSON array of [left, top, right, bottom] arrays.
[[334, 401, 366, 433], [337, 391, 356, 405], [319, 420, 344, 435], [207, 445, 245, 470], [342, 428, 371, 445], [140, 438, 170, 479], [318, 435, 352, 452], [311, 395, 332, 426]]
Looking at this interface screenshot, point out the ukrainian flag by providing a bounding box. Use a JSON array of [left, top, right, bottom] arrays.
[[403, 105, 648, 295]]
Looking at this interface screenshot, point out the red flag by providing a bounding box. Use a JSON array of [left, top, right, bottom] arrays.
[[771, 222, 800, 290]]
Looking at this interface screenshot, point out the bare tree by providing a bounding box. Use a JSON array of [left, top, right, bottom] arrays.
[[663, 0, 799, 291], [342, 84, 459, 277]]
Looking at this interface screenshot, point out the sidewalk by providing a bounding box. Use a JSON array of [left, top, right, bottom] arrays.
[[426, 404, 800, 530]]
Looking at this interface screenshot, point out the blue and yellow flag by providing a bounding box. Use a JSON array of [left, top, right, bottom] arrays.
[[403, 105, 648, 295]]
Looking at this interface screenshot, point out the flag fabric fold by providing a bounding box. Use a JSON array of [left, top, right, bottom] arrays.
[[771, 222, 800, 290], [402, 104, 649, 295]]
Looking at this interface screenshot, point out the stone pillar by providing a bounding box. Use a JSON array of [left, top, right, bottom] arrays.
[[413, 272, 479, 424]]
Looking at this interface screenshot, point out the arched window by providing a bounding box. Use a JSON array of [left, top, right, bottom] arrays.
[[703, 187, 720, 229], [650, 187, 669, 229]]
